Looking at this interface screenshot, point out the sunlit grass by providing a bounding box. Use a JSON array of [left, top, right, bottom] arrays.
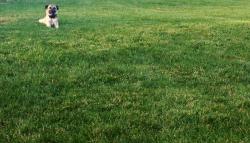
[[0, 0, 250, 142]]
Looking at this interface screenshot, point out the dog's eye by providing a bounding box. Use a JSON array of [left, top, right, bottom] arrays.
[[49, 7, 51, 9]]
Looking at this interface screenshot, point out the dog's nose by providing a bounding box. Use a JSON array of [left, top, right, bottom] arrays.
[[52, 8, 56, 12], [49, 9, 56, 14]]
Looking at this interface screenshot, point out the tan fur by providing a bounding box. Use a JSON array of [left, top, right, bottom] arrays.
[[39, 4, 59, 28]]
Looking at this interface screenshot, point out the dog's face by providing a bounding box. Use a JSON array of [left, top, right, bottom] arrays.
[[45, 4, 59, 17]]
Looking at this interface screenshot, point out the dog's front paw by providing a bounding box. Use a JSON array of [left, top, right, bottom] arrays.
[[38, 19, 43, 23]]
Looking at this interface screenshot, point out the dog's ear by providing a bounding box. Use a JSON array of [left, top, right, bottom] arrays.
[[56, 5, 59, 10], [45, 4, 49, 9]]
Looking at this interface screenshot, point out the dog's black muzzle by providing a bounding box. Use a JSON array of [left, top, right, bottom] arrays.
[[49, 9, 57, 18]]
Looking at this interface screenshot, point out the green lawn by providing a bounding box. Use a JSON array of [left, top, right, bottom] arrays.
[[1, 0, 250, 142]]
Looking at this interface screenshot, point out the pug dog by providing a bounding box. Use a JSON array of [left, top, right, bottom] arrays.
[[39, 4, 59, 28]]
